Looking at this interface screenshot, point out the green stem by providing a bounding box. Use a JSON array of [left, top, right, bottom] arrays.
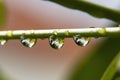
[[47, 0, 120, 23], [0, 27, 120, 40]]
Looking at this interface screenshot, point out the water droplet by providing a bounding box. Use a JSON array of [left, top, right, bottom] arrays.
[[20, 36, 36, 48], [0, 39, 7, 45], [73, 35, 90, 47], [49, 35, 64, 49]]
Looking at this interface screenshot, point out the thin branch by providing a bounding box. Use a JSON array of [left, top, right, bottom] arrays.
[[0, 27, 120, 40], [47, 0, 120, 23]]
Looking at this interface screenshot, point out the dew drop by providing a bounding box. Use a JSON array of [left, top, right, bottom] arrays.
[[49, 35, 64, 49], [20, 36, 36, 48], [73, 35, 90, 47], [0, 39, 7, 45]]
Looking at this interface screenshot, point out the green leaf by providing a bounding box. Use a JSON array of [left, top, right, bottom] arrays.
[[101, 52, 120, 80], [0, 0, 6, 29], [67, 38, 120, 80], [48, 0, 120, 23]]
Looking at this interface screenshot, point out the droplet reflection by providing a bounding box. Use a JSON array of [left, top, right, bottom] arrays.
[[0, 39, 7, 45], [20, 36, 36, 48], [49, 35, 64, 49], [73, 35, 90, 47]]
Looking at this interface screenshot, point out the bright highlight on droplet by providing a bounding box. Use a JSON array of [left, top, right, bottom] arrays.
[[49, 35, 64, 49], [0, 39, 7, 45], [73, 35, 90, 47], [20, 36, 37, 48]]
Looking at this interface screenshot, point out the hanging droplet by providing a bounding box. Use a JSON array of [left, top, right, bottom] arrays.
[[49, 35, 64, 49], [20, 36, 37, 48], [0, 39, 7, 45], [73, 35, 90, 47]]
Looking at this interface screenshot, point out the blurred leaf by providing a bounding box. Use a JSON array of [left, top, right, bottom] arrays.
[[0, 0, 6, 29], [0, 69, 7, 80], [48, 0, 120, 23], [116, 77, 120, 80], [101, 52, 120, 80], [67, 38, 120, 80]]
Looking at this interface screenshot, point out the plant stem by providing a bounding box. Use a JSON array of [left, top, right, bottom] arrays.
[[0, 27, 120, 40], [47, 0, 120, 23]]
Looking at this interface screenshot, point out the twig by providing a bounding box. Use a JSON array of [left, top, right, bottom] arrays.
[[0, 27, 120, 40]]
